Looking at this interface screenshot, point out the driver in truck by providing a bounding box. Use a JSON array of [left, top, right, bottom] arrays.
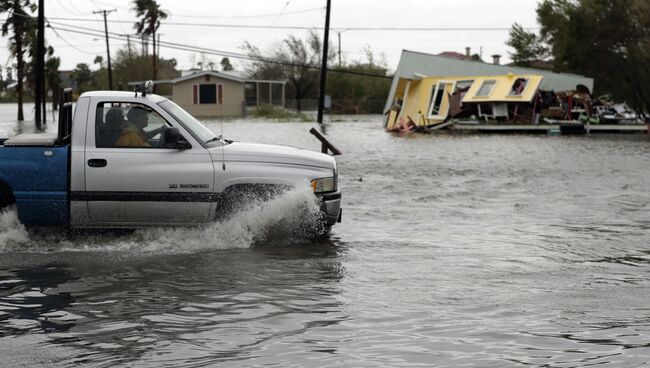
[[115, 106, 151, 147]]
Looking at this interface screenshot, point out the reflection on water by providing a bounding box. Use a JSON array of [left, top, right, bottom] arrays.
[[1, 244, 346, 367], [1, 104, 650, 366], [0, 265, 76, 336]]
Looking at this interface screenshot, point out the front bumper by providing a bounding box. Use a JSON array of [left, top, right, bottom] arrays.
[[317, 190, 342, 226]]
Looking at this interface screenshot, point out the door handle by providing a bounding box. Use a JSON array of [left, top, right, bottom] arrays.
[[88, 159, 107, 168]]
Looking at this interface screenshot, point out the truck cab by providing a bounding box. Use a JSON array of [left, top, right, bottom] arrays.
[[0, 88, 341, 231]]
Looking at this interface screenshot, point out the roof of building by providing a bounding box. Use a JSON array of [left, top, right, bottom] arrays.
[[129, 70, 286, 86], [384, 49, 594, 113], [169, 70, 246, 84], [437, 51, 475, 61]]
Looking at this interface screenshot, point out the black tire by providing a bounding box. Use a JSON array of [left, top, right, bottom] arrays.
[[215, 184, 290, 221], [0, 182, 15, 211]]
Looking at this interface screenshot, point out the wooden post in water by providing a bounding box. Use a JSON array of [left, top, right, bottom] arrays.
[[309, 127, 341, 155]]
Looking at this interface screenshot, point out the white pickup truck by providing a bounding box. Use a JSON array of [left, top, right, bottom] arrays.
[[0, 88, 341, 232]]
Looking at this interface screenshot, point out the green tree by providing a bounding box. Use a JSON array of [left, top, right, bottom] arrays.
[[90, 55, 109, 91], [109, 46, 179, 95], [93, 55, 104, 68], [536, 0, 650, 114], [506, 23, 548, 67], [132, 0, 168, 81], [243, 30, 334, 111], [220, 57, 233, 71], [1, 0, 35, 121], [326, 48, 391, 113], [26, 26, 54, 106], [70, 63, 92, 94], [45, 56, 61, 111]]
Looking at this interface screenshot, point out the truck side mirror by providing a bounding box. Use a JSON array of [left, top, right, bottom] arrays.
[[162, 127, 192, 150]]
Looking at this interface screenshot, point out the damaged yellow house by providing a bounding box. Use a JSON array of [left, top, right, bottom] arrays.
[[387, 74, 544, 129], [385, 50, 595, 131]]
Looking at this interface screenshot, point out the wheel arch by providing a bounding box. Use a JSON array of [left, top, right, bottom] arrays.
[[0, 179, 16, 208]]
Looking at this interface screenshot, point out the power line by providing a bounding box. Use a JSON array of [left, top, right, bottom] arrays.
[[169, 7, 324, 19], [84, 0, 323, 19], [47, 20, 100, 55], [47, 23, 392, 79], [53, 0, 86, 17], [259, 0, 292, 45], [41, 16, 538, 31], [87, 0, 130, 11], [3, 13, 538, 32], [46, 17, 321, 30]]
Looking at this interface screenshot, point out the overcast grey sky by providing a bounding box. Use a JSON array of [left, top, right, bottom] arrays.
[[1, 0, 541, 74]]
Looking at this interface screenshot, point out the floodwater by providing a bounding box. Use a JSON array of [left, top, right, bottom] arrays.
[[1, 103, 650, 367]]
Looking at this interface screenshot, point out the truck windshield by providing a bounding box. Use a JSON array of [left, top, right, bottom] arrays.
[[158, 100, 222, 146]]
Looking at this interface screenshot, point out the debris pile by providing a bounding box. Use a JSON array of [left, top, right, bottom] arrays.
[[386, 74, 644, 132]]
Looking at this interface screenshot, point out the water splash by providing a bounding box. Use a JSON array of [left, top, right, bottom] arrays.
[[0, 206, 30, 251], [130, 186, 324, 253], [0, 187, 324, 254]]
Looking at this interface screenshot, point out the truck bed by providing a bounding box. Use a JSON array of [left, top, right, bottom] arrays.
[[0, 140, 69, 226], [3, 133, 58, 147]]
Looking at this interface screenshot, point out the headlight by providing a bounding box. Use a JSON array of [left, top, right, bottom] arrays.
[[311, 176, 336, 193]]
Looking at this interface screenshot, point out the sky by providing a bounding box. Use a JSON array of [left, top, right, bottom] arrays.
[[0, 0, 541, 75]]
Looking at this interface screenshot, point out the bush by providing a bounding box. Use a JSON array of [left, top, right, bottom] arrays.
[[253, 104, 311, 122]]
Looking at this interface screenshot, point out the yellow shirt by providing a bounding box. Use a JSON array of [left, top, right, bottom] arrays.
[[114, 126, 151, 148]]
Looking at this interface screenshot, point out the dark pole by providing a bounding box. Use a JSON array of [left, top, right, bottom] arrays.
[[152, 27, 157, 81], [35, 0, 45, 128], [94, 9, 116, 90], [337, 31, 341, 67], [42, 83, 47, 125], [317, 0, 332, 124]]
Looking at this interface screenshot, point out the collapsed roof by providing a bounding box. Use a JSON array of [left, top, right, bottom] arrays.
[[384, 50, 594, 114]]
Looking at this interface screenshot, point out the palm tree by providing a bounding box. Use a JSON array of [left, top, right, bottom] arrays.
[[45, 56, 61, 111], [132, 0, 167, 82], [1, 0, 35, 121]]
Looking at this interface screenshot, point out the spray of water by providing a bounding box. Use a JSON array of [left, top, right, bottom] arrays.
[[0, 187, 324, 254], [0, 206, 30, 252]]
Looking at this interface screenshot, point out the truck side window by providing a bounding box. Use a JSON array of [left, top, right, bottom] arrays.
[[95, 102, 172, 148]]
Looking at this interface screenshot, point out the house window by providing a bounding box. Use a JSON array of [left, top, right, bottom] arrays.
[[193, 83, 224, 104], [476, 80, 496, 97], [454, 80, 474, 101], [199, 84, 217, 104], [427, 81, 453, 119], [509, 78, 528, 96]]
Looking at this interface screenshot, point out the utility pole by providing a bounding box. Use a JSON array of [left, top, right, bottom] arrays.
[[337, 31, 342, 67], [93, 9, 116, 90], [35, 0, 45, 128], [317, 0, 332, 125], [157, 34, 163, 62]]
